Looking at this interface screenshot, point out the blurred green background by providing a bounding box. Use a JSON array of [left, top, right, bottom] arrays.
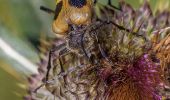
[[0, 0, 169, 100]]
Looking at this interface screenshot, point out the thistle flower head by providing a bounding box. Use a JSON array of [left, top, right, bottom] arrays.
[[26, 1, 170, 100]]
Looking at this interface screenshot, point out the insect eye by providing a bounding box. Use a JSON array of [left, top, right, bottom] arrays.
[[68, 0, 87, 8], [54, 1, 63, 20]]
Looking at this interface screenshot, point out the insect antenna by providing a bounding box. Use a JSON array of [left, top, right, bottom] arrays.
[[40, 0, 62, 20], [40, 6, 55, 14]]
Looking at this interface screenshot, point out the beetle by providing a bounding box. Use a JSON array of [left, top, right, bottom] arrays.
[[41, 0, 92, 36], [40, 0, 121, 37]]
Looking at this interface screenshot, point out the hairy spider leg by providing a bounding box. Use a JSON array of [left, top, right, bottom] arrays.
[[94, 0, 121, 11]]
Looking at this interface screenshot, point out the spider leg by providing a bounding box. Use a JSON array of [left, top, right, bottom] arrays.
[[59, 56, 64, 70], [108, 0, 121, 11], [108, 21, 146, 40], [58, 57, 68, 88], [34, 53, 57, 93], [93, 0, 121, 11], [91, 19, 146, 41], [45, 48, 54, 81], [45, 41, 69, 80], [34, 83, 45, 93], [93, 32, 114, 65], [34, 42, 68, 92], [80, 32, 92, 62]]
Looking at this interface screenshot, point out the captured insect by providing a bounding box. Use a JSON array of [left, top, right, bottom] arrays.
[[40, 0, 93, 36], [40, 0, 121, 36]]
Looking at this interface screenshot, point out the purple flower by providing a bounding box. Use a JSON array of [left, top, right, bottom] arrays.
[[128, 54, 163, 100]]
